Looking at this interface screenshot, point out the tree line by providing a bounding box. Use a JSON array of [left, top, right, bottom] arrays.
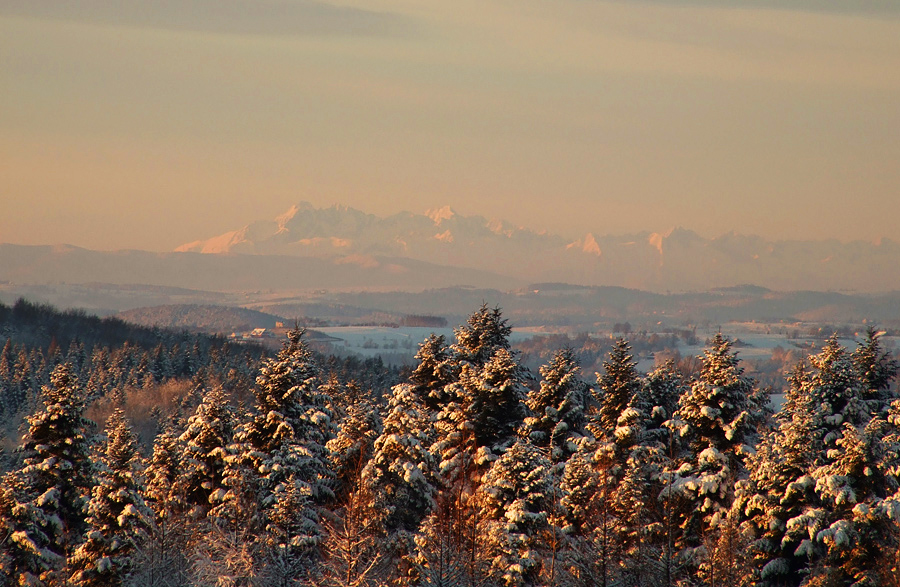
[[1, 303, 899, 586]]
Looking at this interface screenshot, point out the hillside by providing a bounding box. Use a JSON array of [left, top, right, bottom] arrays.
[[116, 304, 286, 334]]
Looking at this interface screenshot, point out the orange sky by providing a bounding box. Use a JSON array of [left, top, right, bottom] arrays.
[[2, 0, 899, 250]]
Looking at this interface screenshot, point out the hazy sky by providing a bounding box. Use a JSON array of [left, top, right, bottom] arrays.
[[2, 0, 899, 251]]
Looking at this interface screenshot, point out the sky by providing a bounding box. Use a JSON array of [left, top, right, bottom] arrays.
[[2, 0, 899, 251]]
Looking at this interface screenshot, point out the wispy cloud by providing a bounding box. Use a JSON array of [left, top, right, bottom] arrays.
[[0, 0, 409, 37], [613, 0, 900, 17]]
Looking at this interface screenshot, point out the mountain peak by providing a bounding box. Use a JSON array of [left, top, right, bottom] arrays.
[[566, 233, 602, 257], [275, 201, 314, 227], [426, 205, 456, 226]]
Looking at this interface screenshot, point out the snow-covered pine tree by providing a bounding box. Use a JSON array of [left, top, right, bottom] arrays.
[[0, 363, 93, 585], [806, 335, 867, 451], [558, 442, 622, 587], [327, 400, 381, 505], [739, 363, 822, 586], [69, 409, 151, 587], [463, 347, 528, 458], [670, 333, 766, 547], [521, 348, 588, 464], [593, 338, 642, 441], [409, 334, 457, 412], [362, 382, 437, 536], [263, 473, 322, 586], [852, 326, 899, 416], [431, 305, 528, 483], [637, 359, 685, 447], [804, 417, 900, 586], [174, 385, 234, 519], [432, 348, 528, 483], [212, 327, 336, 581], [131, 419, 190, 587], [451, 304, 512, 368], [476, 440, 553, 587], [237, 327, 336, 508]]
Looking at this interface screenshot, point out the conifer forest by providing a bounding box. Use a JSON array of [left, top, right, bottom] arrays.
[[2, 299, 900, 587]]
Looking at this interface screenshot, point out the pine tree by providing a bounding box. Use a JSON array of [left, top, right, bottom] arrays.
[[451, 304, 512, 368], [805, 417, 900, 586], [852, 326, 898, 415], [521, 348, 588, 464], [1, 363, 93, 585], [236, 327, 336, 507], [362, 382, 437, 536], [594, 338, 642, 440], [328, 400, 381, 504], [637, 360, 685, 447], [806, 335, 866, 449], [670, 333, 766, 547], [213, 328, 337, 580], [476, 441, 554, 587], [263, 474, 322, 586], [409, 334, 457, 412], [739, 364, 821, 586], [175, 385, 234, 519], [69, 409, 151, 587], [132, 420, 190, 587], [558, 443, 619, 587]]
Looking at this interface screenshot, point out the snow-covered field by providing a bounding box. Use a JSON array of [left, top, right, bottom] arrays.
[[317, 326, 541, 360]]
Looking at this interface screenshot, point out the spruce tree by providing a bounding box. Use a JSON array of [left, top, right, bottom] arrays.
[[236, 327, 336, 507], [409, 334, 457, 412], [174, 385, 234, 519], [451, 304, 512, 368], [476, 440, 554, 587], [69, 409, 150, 587], [363, 382, 437, 535], [670, 333, 765, 545], [594, 338, 641, 440], [852, 326, 898, 415], [1, 363, 92, 585], [522, 348, 588, 464]]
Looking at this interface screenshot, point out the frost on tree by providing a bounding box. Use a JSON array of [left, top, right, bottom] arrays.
[[69, 408, 151, 587], [0, 363, 92, 585], [522, 348, 588, 464]]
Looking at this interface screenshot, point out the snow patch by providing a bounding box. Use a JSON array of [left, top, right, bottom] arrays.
[[426, 205, 456, 225]]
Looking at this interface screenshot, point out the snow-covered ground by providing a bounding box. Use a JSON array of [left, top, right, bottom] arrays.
[[316, 326, 541, 360]]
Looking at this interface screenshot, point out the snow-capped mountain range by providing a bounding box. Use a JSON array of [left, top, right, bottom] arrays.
[[175, 202, 900, 292]]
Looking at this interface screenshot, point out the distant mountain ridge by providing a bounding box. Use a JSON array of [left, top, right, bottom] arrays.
[[175, 202, 900, 292]]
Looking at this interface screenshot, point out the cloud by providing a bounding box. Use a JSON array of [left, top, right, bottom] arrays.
[[615, 0, 900, 17], [0, 0, 409, 37]]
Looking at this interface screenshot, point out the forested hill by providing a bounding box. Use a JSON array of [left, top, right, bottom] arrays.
[[115, 303, 285, 334], [0, 298, 235, 352], [0, 299, 398, 454]]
